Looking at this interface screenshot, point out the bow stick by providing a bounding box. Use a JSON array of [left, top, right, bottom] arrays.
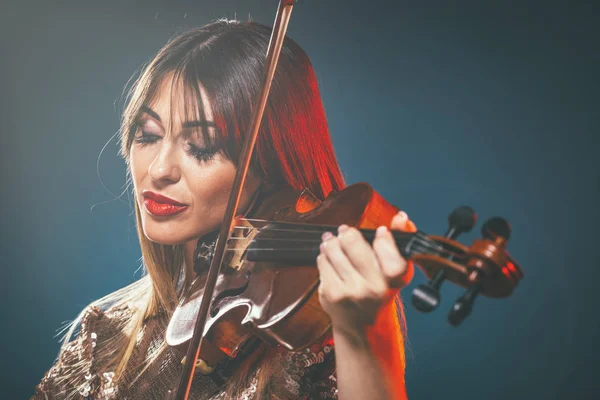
[[175, 1, 297, 399]]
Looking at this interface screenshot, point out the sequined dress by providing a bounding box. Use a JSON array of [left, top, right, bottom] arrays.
[[31, 303, 338, 399]]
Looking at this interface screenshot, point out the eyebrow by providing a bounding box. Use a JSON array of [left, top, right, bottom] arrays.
[[140, 105, 217, 128]]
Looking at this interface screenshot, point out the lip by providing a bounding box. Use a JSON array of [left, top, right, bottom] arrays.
[[142, 191, 188, 217], [144, 198, 188, 216], [142, 190, 186, 206]]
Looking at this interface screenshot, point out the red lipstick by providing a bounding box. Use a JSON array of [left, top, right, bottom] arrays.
[[142, 191, 188, 216]]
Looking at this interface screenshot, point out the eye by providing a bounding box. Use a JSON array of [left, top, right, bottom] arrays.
[[133, 131, 160, 145], [133, 120, 161, 146], [133, 131, 161, 146], [186, 143, 217, 163]]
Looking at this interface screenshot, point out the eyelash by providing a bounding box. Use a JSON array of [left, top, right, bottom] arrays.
[[133, 131, 216, 163]]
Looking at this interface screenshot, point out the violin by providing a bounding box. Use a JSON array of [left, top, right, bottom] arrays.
[[166, 183, 523, 388], [167, 1, 523, 398]]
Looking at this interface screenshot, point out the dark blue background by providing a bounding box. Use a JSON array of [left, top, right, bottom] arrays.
[[1, 1, 598, 399]]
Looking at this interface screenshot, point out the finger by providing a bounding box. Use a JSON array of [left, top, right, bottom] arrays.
[[390, 210, 417, 232], [372, 225, 412, 289], [336, 225, 387, 289], [390, 211, 409, 231], [406, 219, 417, 232], [316, 252, 346, 310], [316, 252, 343, 289], [320, 231, 363, 285]]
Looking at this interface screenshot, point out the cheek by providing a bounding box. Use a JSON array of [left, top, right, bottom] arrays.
[[188, 165, 260, 229], [129, 147, 151, 185], [190, 162, 237, 211], [129, 147, 151, 207], [185, 159, 242, 232]]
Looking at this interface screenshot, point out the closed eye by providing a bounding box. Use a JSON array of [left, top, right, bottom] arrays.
[[133, 132, 216, 163], [133, 131, 160, 146], [186, 143, 217, 163]]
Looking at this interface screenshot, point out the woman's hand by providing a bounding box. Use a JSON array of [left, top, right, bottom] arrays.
[[317, 210, 417, 337]]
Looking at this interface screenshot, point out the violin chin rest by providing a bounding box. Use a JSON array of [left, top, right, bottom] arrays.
[[180, 356, 216, 375]]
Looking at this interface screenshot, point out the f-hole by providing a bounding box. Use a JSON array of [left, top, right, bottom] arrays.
[[210, 271, 251, 317]]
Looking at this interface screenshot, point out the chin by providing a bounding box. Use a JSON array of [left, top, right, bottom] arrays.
[[145, 235, 188, 246], [143, 226, 200, 246]]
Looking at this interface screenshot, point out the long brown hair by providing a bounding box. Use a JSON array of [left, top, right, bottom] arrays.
[[60, 19, 406, 398]]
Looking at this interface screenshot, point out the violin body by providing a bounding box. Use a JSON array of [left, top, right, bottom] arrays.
[[167, 182, 523, 370], [166, 183, 401, 367]]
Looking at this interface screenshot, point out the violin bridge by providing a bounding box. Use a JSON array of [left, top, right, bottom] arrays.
[[225, 218, 259, 271]]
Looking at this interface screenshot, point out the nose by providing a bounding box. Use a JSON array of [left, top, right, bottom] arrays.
[[148, 142, 182, 184]]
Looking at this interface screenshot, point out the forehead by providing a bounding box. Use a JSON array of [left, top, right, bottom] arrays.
[[145, 72, 214, 123]]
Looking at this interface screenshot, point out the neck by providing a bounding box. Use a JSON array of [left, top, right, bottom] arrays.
[[183, 240, 198, 288]]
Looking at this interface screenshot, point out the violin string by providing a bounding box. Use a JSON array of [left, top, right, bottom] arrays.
[[226, 236, 331, 244], [222, 246, 453, 262], [224, 235, 449, 254], [235, 217, 432, 241], [227, 216, 457, 258], [223, 242, 459, 260], [223, 243, 438, 255], [230, 225, 444, 251], [236, 217, 272, 224], [234, 217, 432, 239], [231, 224, 328, 234], [225, 229, 452, 257]]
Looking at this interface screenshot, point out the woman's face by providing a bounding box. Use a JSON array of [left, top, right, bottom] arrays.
[[130, 74, 260, 245]]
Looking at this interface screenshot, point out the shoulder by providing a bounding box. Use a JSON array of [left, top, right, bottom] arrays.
[[31, 304, 134, 399]]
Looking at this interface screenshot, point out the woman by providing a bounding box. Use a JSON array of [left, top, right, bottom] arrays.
[[32, 19, 416, 400]]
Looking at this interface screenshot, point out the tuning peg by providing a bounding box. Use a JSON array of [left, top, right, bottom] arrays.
[[481, 217, 511, 241], [412, 271, 443, 312], [412, 206, 476, 313], [447, 206, 477, 238], [444, 217, 510, 324], [448, 283, 481, 326]]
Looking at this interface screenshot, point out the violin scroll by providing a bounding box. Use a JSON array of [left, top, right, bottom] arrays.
[[411, 212, 523, 326], [411, 206, 477, 313]]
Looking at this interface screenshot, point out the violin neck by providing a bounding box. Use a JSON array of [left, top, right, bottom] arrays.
[[367, 229, 427, 258], [245, 222, 427, 265]]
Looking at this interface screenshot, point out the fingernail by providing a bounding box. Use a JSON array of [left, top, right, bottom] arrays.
[[338, 224, 349, 234], [322, 231, 333, 241], [397, 211, 407, 220], [376, 225, 388, 238], [407, 220, 417, 232]]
